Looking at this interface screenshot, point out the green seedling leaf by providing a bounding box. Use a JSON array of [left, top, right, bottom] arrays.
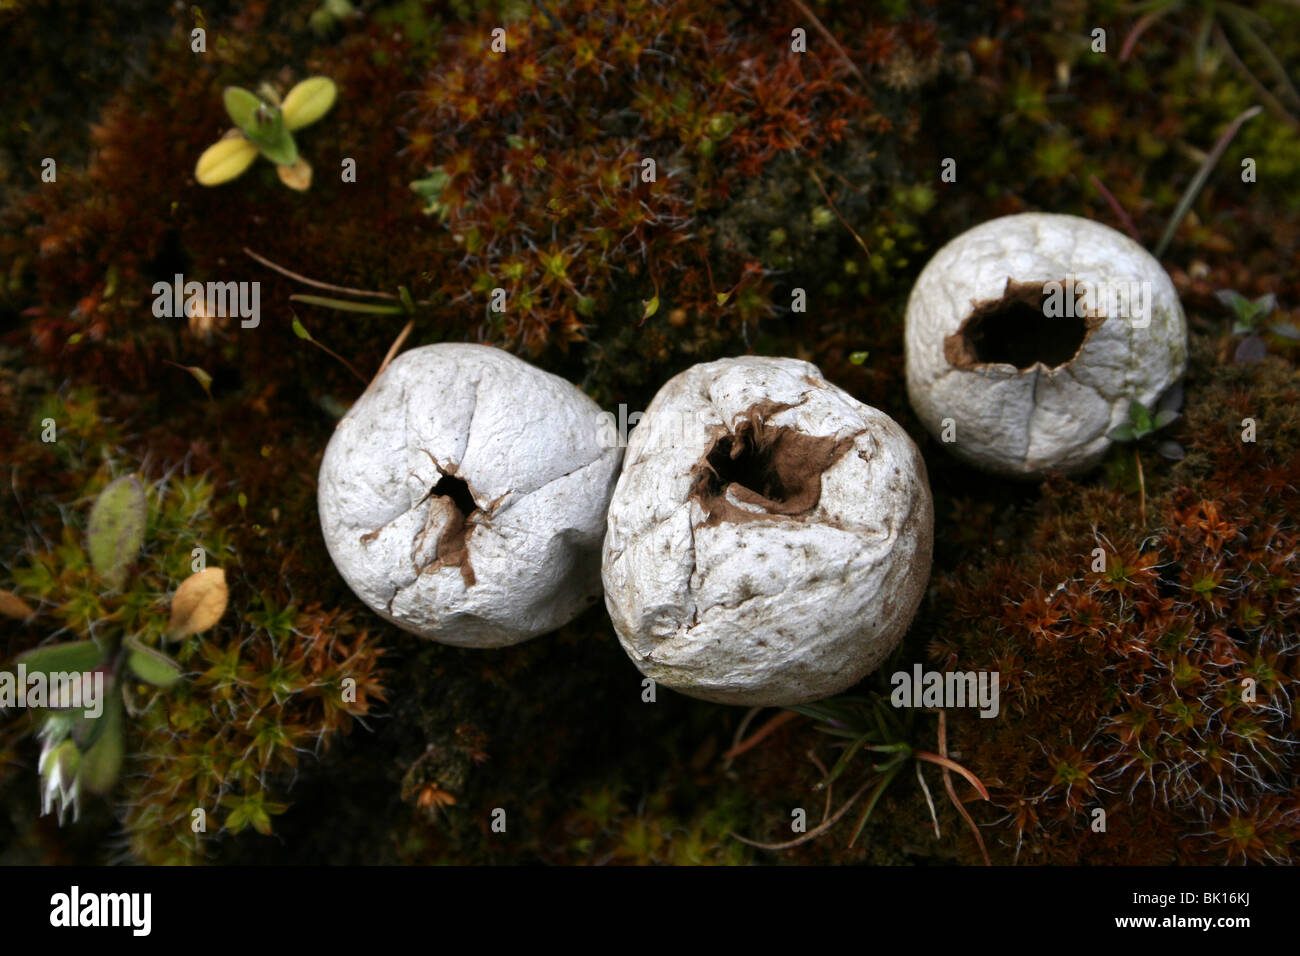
[[825, 735, 869, 786], [1156, 381, 1184, 413], [291, 314, 314, 341], [167, 361, 214, 400], [186, 364, 214, 398], [125, 636, 183, 688], [1252, 293, 1277, 319], [849, 351, 869, 365], [291, 294, 406, 315], [398, 286, 416, 315], [849, 763, 901, 847], [86, 475, 147, 590], [242, 107, 298, 166], [1128, 400, 1152, 435], [17, 640, 102, 675], [1157, 440, 1186, 461], [255, 127, 298, 166], [641, 294, 660, 321], [223, 86, 264, 134], [1153, 408, 1179, 430], [1215, 288, 1249, 315], [77, 694, 123, 795], [281, 76, 338, 131], [1108, 425, 1137, 443], [195, 135, 260, 186], [1235, 334, 1267, 363], [1269, 321, 1300, 341]]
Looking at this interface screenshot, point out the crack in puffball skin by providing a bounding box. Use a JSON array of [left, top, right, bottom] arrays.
[[602, 357, 934, 707], [318, 344, 623, 648], [904, 212, 1188, 478]]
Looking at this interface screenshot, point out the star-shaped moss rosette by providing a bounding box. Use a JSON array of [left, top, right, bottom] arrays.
[[194, 77, 337, 192]]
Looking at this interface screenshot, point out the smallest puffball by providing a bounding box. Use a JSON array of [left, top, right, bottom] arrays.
[[602, 357, 934, 707], [904, 212, 1188, 477], [318, 343, 622, 647]]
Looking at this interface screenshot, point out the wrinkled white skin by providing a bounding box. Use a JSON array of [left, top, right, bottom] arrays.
[[319, 343, 622, 647], [905, 212, 1187, 477], [602, 357, 933, 706]]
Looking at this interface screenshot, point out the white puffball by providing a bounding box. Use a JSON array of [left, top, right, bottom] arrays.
[[318, 343, 622, 647], [602, 356, 933, 706], [904, 212, 1187, 477]]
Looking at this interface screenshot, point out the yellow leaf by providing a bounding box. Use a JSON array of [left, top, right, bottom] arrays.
[[276, 157, 313, 191], [281, 76, 337, 131], [167, 567, 229, 640], [195, 136, 259, 186], [0, 589, 34, 620]]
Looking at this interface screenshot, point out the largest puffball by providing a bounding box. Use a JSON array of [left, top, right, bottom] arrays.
[[318, 343, 622, 647], [602, 356, 934, 706]]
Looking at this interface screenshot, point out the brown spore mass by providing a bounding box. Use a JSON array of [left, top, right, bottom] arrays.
[[691, 401, 854, 525], [430, 473, 479, 586]]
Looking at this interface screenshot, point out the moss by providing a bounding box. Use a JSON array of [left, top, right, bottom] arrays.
[[915, 341, 1300, 864], [3, 0, 1300, 865]]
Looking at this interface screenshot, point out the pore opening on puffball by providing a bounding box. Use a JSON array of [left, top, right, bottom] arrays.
[[429, 473, 480, 585], [431, 473, 478, 519], [691, 409, 853, 524], [703, 430, 790, 503], [952, 281, 1090, 370]]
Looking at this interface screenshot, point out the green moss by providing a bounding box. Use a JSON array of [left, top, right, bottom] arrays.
[[4, 0, 1300, 866]]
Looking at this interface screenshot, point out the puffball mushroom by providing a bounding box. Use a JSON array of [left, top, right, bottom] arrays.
[[602, 356, 933, 707], [904, 212, 1187, 478], [318, 343, 622, 647]]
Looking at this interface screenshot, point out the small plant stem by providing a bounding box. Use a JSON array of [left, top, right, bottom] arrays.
[[915, 750, 990, 799], [1134, 446, 1147, 526], [806, 166, 871, 258], [729, 775, 878, 851], [374, 319, 415, 381], [290, 294, 407, 315], [937, 710, 991, 866], [916, 760, 941, 839], [788, 0, 863, 81], [848, 762, 901, 847], [304, 331, 366, 384], [1221, 10, 1300, 110], [807, 750, 834, 823], [245, 247, 400, 299], [722, 709, 800, 761], [1153, 105, 1262, 258], [1212, 21, 1300, 131], [1119, 6, 1175, 62], [1088, 174, 1143, 244]]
